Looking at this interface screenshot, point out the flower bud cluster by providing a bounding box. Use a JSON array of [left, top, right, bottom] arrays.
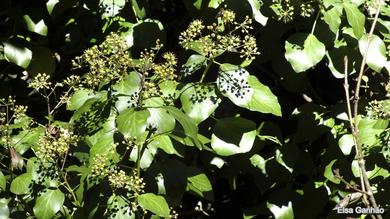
[[108, 169, 145, 196], [271, 0, 315, 22], [90, 144, 118, 178], [179, 20, 205, 46], [28, 73, 52, 91], [36, 127, 78, 161], [0, 97, 30, 135], [72, 32, 133, 88], [366, 99, 390, 120], [179, 9, 260, 61]]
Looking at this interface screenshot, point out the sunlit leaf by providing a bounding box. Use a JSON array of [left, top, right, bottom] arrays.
[[343, 3, 365, 39], [322, 7, 342, 34], [3, 42, 32, 69], [0, 199, 10, 219], [324, 159, 340, 184], [67, 89, 95, 111], [250, 154, 267, 174], [131, 0, 146, 19], [217, 64, 281, 116], [23, 15, 48, 36], [267, 201, 294, 219], [10, 173, 33, 195], [33, 189, 64, 219], [211, 117, 257, 156], [358, 34, 387, 72], [100, 0, 126, 18], [338, 134, 354, 155], [180, 55, 206, 77], [112, 72, 140, 113], [0, 172, 5, 191], [165, 106, 202, 149], [181, 84, 221, 124], [116, 108, 150, 139], [138, 193, 170, 218], [187, 173, 213, 198], [285, 34, 326, 73], [46, 0, 59, 14], [107, 195, 133, 219], [247, 0, 268, 26], [358, 117, 388, 148]]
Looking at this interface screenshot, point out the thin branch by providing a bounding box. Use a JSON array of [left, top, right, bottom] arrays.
[[346, 0, 384, 217], [334, 168, 369, 195], [343, 57, 368, 205]]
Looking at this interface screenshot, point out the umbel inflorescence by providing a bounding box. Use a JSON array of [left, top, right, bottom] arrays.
[[179, 9, 260, 61]]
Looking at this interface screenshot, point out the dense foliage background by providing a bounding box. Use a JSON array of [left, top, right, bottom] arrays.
[[0, 0, 389, 218]]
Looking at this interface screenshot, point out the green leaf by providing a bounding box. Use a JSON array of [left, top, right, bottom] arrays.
[[159, 80, 179, 99], [131, 0, 146, 19], [211, 117, 257, 156], [0, 199, 10, 219], [285, 34, 326, 73], [187, 173, 213, 198], [247, 76, 282, 116], [67, 89, 95, 111], [322, 7, 342, 34], [3, 42, 32, 68], [358, 34, 387, 72], [217, 64, 281, 116], [358, 117, 389, 148], [324, 159, 340, 184], [107, 195, 133, 219], [10, 173, 33, 195], [138, 193, 170, 218], [194, 0, 202, 10], [247, 0, 268, 26], [343, 3, 365, 39], [208, 0, 222, 8], [12, 127, 44, 154], [211, 131, 257, 156], [129, 143, 156, 169], [33, 189, 65, 219], [23, 15, 48, 36], [46, 0, 59, 14], [112, 72, 141, 113], [143, 98, 176, 134], [116, 108, 150, 138], [250, 154, 267, 174], [180, 55, 206, 77], [0, 172, 5, 191], [181, 84, 221, 124], [100, 0, 126, 18], [69, 91, 107, 122], [165, 106, 202, 149], [338, 134, 354, 155], [149, 135, 181, 156], [267, 201, 294, 219]]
